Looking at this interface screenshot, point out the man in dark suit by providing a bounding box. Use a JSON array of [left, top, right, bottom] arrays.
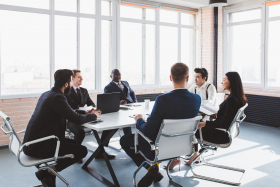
[[23, 69, 101, 187], [66, 70, 95, 110], [99, 69, 137, 151], [120, 63, 201, 187], [104, 69, 137, 105], [66, 70, 115, 160]]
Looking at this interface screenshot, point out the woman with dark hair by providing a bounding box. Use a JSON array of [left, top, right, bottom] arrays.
[[182, 71, 247, 165]]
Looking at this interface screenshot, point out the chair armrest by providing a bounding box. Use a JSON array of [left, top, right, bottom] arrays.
[[134, 131, 155, 153], [236, 114, 246, 124], [199, 128, 204, 142], [17, 130, 26, 134], [1, 124, 12, 135], [19, 135, 60, 161]]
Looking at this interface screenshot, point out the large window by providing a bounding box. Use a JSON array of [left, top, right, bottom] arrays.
[[120, 4, 157, 86], [159, 8, 196, 85], [0, 10, 50, 95], [267, 4, 280, 87], [225, 3, 280, 88], [0, 0, 197, 98]]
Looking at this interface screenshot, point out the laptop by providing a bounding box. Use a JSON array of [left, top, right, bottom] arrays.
[[97, 92, 121, 114]]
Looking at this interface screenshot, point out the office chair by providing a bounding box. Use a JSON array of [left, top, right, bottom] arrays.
[[190, 103, 248, 186], [133, 116, 202, 187], [0, 111, 74, 187]]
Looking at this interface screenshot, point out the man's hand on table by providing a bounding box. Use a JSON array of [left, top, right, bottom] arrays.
[[134, 114, 143, 122], [85, 108, 94, 114], [92, 109, 102, 118], [120, 100, 127, 105]]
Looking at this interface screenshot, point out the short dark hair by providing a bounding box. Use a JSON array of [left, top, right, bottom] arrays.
[[72, 69, 81, 77], [54, 69, 73, 88], [171, 63, 189, 83], [194, 68, 208, 81]]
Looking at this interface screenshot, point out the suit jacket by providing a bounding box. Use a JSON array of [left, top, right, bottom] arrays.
[[136, 89, 201, 160], [205, 94, 243, 130], [104, 81, 137, 103], [65, 87, 95, 111], [23, 87, 97, 156]]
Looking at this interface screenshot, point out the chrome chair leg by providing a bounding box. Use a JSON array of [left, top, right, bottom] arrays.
[[47, 167, 70, 187], [133, 161, 149, 187], [191, 148, 245, 186], [166, 159, 183, 187]]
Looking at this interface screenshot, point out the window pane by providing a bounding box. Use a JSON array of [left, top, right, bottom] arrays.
[[120, 5, 142, 19], [230, 9, 261, 23], [55, 0, 77, 12], [181, 28, 194, 83], [229, 23, 261, 84], [146, 24, 156, 84], [267, 20, 280, 87], [80, 0, 95, 14], [0, 10, 49, 95], [269, 4, 280, 18], [120, 22, 142, 85], [101, 20, 112, 89], [181, 13, 195, 25], [160, 26, 178, 85], [102, 0, 112, 16], [0, 0, 49, 9], [160, 9, 178, 24], [146, 9, 155, 21], [55, 16, 77, 70], [80, 18, 95, 90]]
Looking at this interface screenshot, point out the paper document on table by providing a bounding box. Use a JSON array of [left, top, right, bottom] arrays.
[[120, 106, 133, 110], [79, 106, 94, 111], [199, 104, 219, 115]]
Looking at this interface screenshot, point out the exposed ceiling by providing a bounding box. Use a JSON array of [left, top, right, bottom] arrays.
[[147, 0, 250, 8]]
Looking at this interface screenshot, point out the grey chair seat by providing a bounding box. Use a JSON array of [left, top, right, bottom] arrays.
[[19, 152, 57, 166], [19, 152, 74, 167]]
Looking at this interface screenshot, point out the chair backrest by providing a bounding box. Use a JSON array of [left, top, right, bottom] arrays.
[[0, 111, 22, 156], [156, 116, 202, 161], [214, 93, 225, 106], [228, 103, 248, 139]]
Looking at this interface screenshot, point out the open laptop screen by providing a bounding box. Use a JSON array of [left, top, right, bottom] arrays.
[[97, 92, 121, 114]]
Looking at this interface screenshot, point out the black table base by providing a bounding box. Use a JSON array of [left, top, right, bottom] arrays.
[[82, 129, 120, 187]]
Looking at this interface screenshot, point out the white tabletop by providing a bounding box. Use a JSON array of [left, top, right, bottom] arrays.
[[82, 102, 155, 131]]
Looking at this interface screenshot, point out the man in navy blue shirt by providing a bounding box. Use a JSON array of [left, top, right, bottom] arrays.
[[120, 63, 201, 187]]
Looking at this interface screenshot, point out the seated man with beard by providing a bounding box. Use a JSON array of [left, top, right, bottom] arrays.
[[23, 69, 101, 187]]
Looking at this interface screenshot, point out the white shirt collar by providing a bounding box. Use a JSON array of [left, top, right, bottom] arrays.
[[72, 85, 79, 90], [113, 81, 122, 84], [197, 81, 208, 89]]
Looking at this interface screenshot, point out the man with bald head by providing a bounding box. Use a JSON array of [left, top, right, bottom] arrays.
[[104, 69, 137, 105]]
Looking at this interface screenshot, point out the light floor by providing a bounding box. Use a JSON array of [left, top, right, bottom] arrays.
[[0, 122, 280, 187]]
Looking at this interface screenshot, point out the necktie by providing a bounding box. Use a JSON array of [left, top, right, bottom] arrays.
[[76, 88, 81, 104], [118, 82, 123, 91]]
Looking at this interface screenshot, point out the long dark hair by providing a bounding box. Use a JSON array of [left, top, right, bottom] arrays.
[[225, 72, 247, 105]]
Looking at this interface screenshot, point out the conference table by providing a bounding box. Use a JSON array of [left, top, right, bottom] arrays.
[[82, 102, 155, 187]]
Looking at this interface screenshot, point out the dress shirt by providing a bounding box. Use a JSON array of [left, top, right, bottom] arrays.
[[113, 81, 124, 91], [189, 81, 217, 105]]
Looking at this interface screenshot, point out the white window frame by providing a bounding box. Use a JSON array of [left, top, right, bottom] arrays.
[[223, 4, 265, 88], [0, 0, 197, 99], [224, 3, 280, 90], [265, 3, 280, 89]]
